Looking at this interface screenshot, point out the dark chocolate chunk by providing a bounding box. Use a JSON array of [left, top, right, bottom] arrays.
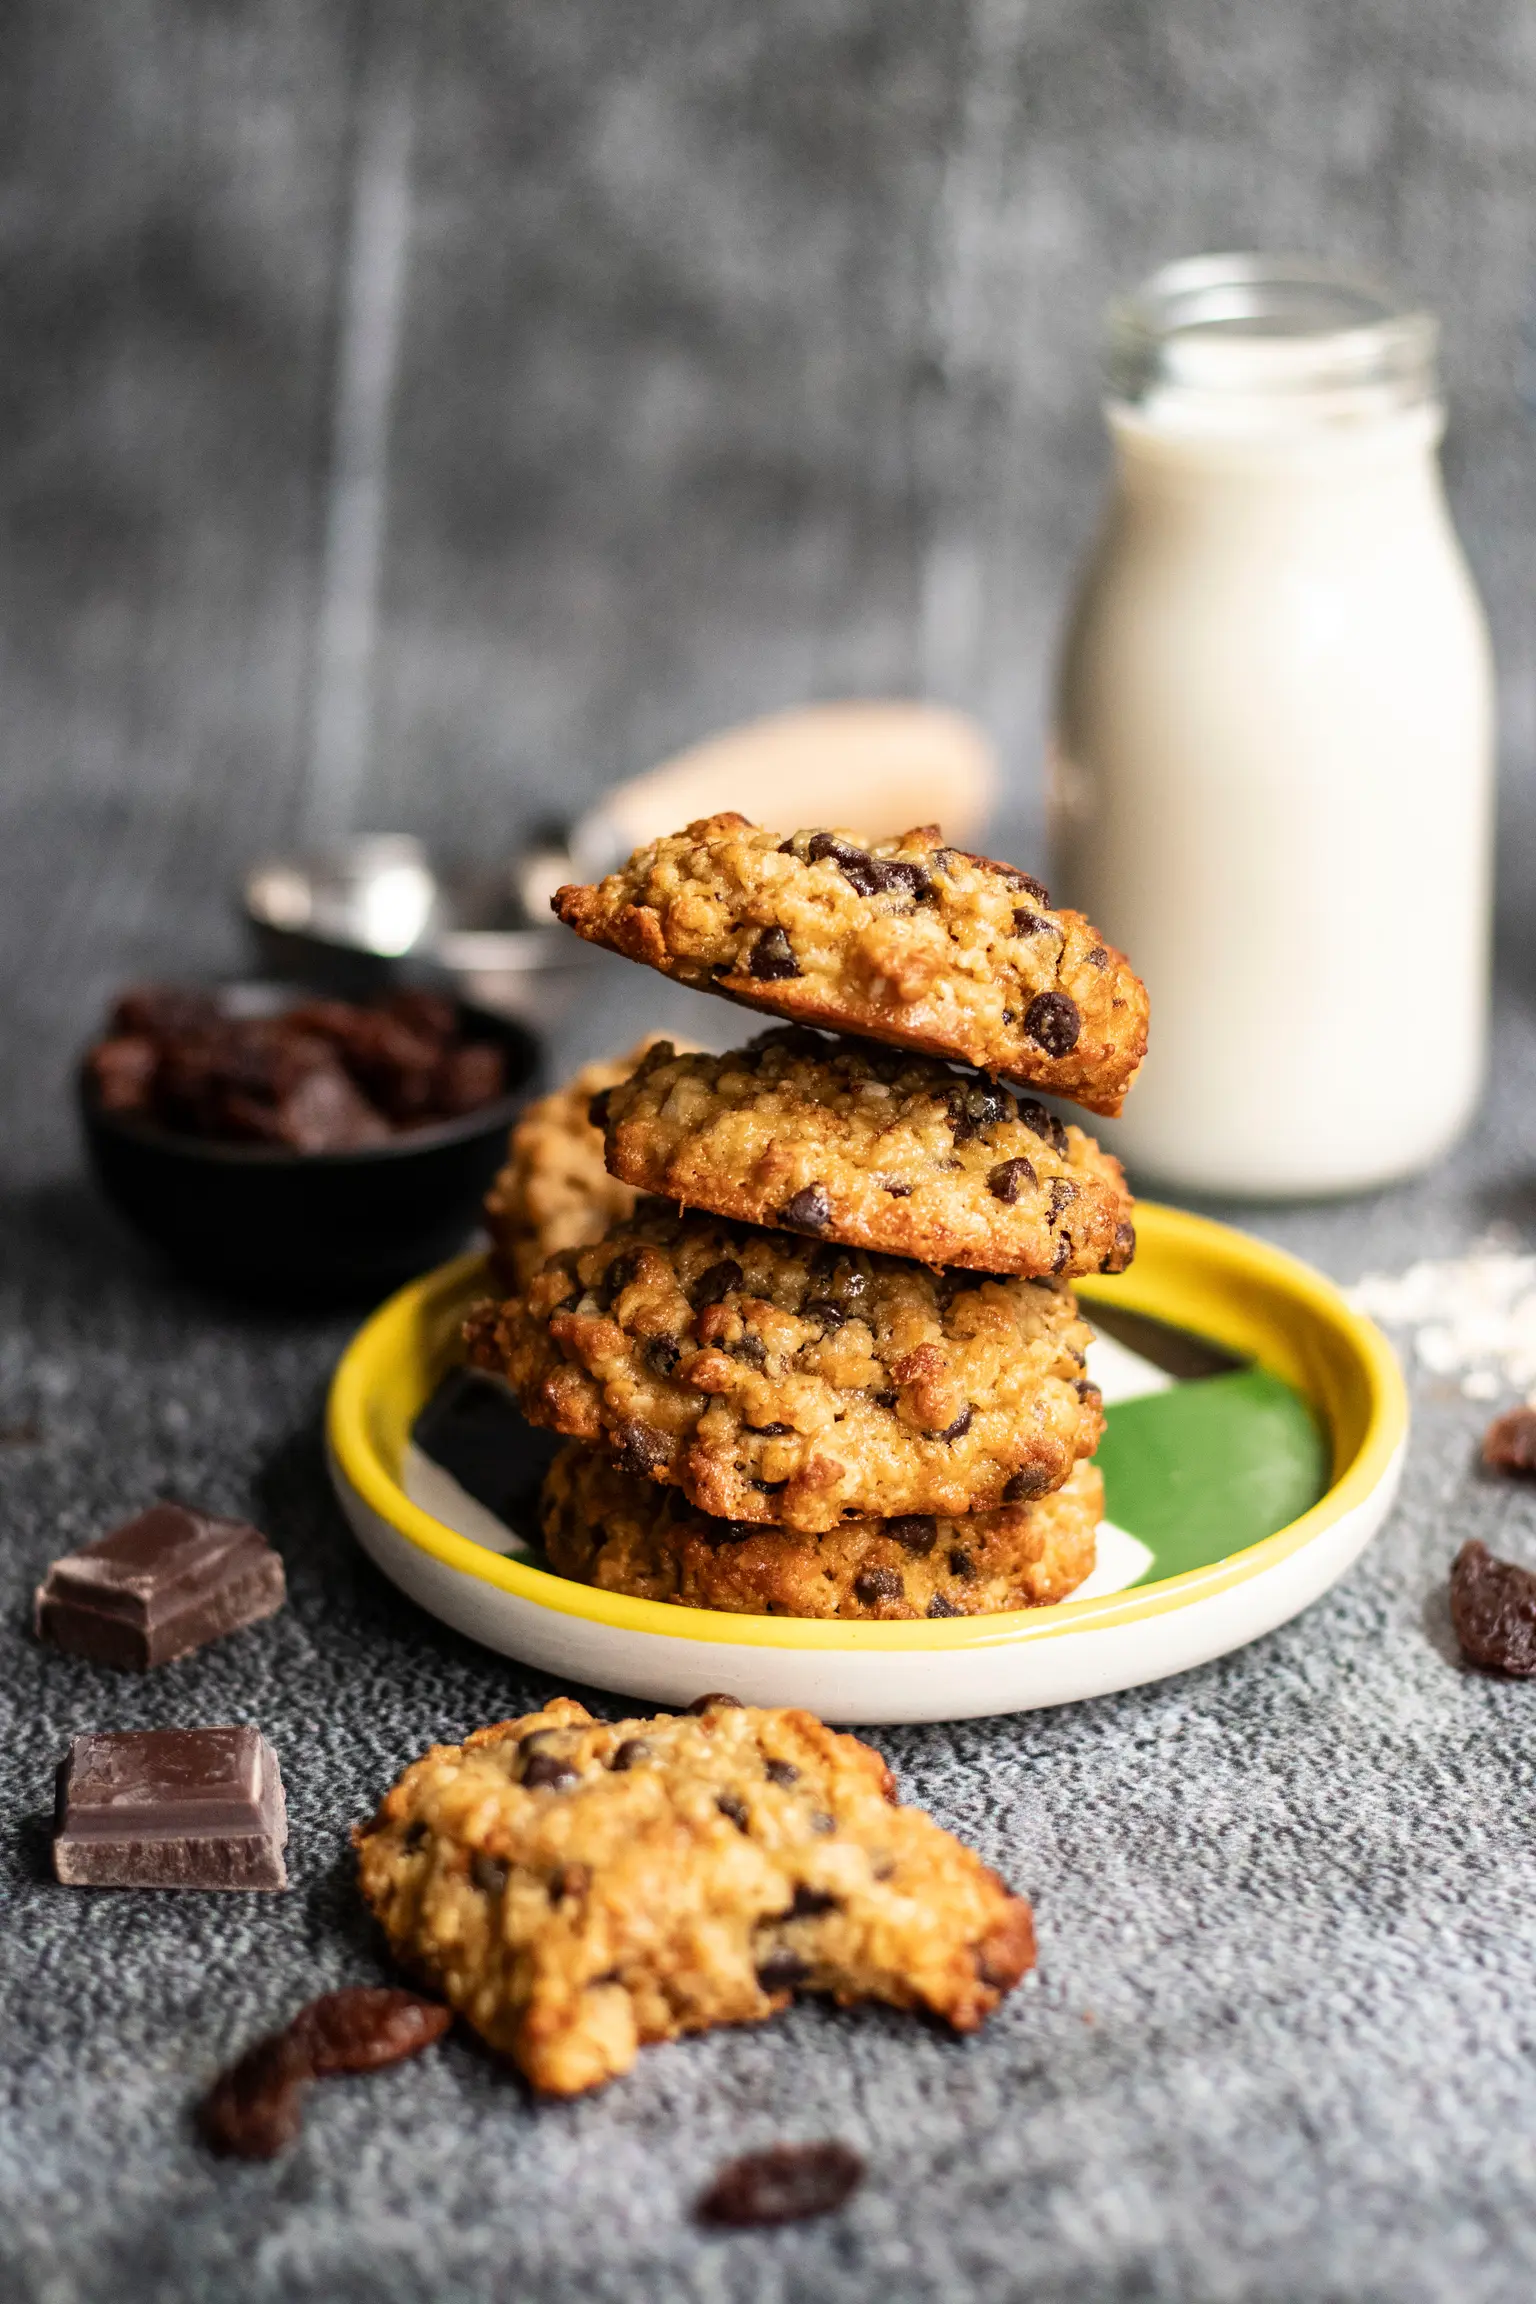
[[947, 1081, 1015, 1143], [698, 2140, 865, 2227], [805, 832, 884, 896], [880, 1178, 913, 1198], [755, 1949, 810, 1991], [688, 1691, 745, 1713], [610, 1737, 652, 1771], [54, 1726, 287, 1890], [808, 1809, 836, 1835], [780, 1184, 832, 1234], [1023, 991, 1080, 1058], [787, 1883, 837, 1916], [928, 1592, 962, 1617], [1075, 1378, 1103, 1406], [717, 1793, 750, 1830], [947, 1546, 976, 1580], [35, 1503, 286, 1672], [412, 1367, 562, 1530], [1016, 1098, 1069, 1156], [752, 1421, 792, 1436], [692, 1258, 744, 1308], [613, 1420, 671, 1478], [935, 1405, 974, 1443], [804, 1298, 847, 1330], [1449, 1539, 1536, 1674], [522, 1751, 580, 1791], [852, 1565, 904, 1606], [730, 1332, 767, 1369], [1085, 945, 1108, 967], [1481, 1406, 1536, 1475], [1002, 1466, 1052, 1503], [1101, 1221, 1136, 1273], [646, 1335, 683, 1376], [887, 1515, 938, 1555], [763, 1758, 800, 1787], [1051, 1234, 1072, 1273], [748, 926, 801, 980], [1011, 909, 1049, 938], [1049, 1178, 1078, 1220], [587, 1086, 614, 1129], [987, 1156, 1037, 1205]]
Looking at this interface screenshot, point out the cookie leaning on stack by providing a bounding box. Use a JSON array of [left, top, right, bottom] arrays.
[[468, 812, 1146, 1617]]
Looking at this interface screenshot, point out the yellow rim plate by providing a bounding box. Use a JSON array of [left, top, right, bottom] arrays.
[[327, 1202, 1407, 1654]]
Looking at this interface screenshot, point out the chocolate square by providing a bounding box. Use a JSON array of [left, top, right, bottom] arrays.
[[54, 1726, 288, 1890], [35, 1503, 286, 1670]]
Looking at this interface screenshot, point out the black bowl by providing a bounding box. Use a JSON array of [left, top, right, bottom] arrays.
[[78, 985, 541, 1303]]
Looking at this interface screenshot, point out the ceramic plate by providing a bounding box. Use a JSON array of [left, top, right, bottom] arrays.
[[327, 1204, 1406, 1724]]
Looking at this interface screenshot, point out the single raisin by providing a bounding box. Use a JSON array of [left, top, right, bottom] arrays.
[[200, 2031, 311, 2160], [852, 1565, 904, 1606], [610, 1737, 651, 1771], [928, 1592, 962, 1618], [988, 1156, 1037, 1204], [692, 1258, 743, 1308], [872, 1388, 898, 1410], [688, 1692, 745, 1712], [598, 1247, 644, 1305], [614, 1420, 670, 1478], [887, 1516, 937, 1556], [753, 1420, 792, 1437], [754, 1950, 811, 1993], [748, 926, 801, 980], [471, 1854, 508, 1896], [522, 1752, 580, 1791], [803, 1298, 847, 1330], [1003, 1466, 1051, 1503], [936, 1405, 974, 1443], [947, 1547, 976, 1580], [646, 1335, 682, 1376], [780, 1184, 832, 1234], [717, 1792, 750, 1830], [1449, 1539, 1536, 1674], [1011, 909, 1049, 937], [880, 1178, 914, 1198], [1481, 1406, 1536, 1475], [764, 1758, 800, 1787], [1016, 1098, 1069, 1156], [787, 1883, 838, 1916], [705, 1520, 762, 1546], [1085, 945, 1108, 967], [697, 2140, 866, 2228], [1023, 991, 1080, 1058], [731, 1332, 767, 1369], [298, 1988, 451, 2076]]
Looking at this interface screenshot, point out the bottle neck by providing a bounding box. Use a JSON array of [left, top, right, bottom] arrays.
[[1107, 396, 1446, 497]]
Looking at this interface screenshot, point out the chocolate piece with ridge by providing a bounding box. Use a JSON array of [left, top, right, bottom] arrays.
[[35, 1503, 286, 1670], [54, 1726, 288, 1889]]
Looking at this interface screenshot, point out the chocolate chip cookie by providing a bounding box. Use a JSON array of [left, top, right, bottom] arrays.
[[354, 1697, 1035, 2095], [600, 1028, 1135, 1278], [483, 1043, 665, 1288], [552, 814, 1147, 1117], [541, 1445, 1102, 1618], [464, 1206, 1102, 1531]]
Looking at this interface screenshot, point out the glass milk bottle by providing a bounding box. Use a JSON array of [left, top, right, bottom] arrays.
[[1051, 255, 1493, 1195]]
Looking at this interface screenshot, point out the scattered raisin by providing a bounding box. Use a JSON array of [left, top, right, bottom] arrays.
[[936, 1405, 974, 1443], [717, 1793, 750, 1830], [730, 1332, 768, 1370], [1016, 1098, 1069, 1156], [748, 926, 801, 980], [692, 1258, 743, 1308], [1481, 1406, 1536, 1475], [928, 1592, 962, 1618], [804, 1298, 847, 1329], [471, 1855, 509, 1896], [522, 1752, 580, 1791], [1024, 991, 1080, 1058], [787, 1883, 838, 1916], [1003, 1466, 1051, 1503], [610, 1738, 651, 1771], [780, 1184, 832, 1234], [697, 2135, 865, 2222], [764, 1758, 800, 1787], [646, 1335, 682, 1376], [614, 1420, 670, 1478], [852, 1565, 904, 1606], [587, 1087, 613, 1128], [754, 1950, 811, 1992], [1449, 1539, 1536, 1675], [887, 1516, 937, 1556], [987, 1156, 1037, 1204], [200, 2031, 311, 2160], [688, 1692, 745, 1712], [298, 1989, 452, 2077], [880, 1178, 913, 1198]]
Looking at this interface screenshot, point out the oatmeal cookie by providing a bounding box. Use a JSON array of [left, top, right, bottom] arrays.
[[483, 1042, 673, 1288], [354, 1696, 1034, 2095], [464, 1206, 1102, 1532], [541, 1445, 1101, 1617], [600, 1028, 1135, 1277], [552, 814, 1147, 1117]]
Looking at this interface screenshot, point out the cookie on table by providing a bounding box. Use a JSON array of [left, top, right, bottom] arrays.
[[463, 1206, 1102, 1533], [354, 1696, 1035, 2096], [598, 1028, 1135, 1279], [541, 1445, 1102, 1618], [483, 1041, 678, 1288], [552, 813, 1147, 1117]]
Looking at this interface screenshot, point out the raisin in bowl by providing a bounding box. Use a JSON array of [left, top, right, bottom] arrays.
[[78, 982, 540, 1301]]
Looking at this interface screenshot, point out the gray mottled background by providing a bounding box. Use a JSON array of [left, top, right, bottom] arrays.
[[5, 5, 1536, 2300]]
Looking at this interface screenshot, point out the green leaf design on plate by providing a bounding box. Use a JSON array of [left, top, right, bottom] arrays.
[[1096, 1367, 1329, 1585]]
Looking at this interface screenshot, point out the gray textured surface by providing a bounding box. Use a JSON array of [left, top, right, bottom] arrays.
[[6, 3, 1536, 2296]]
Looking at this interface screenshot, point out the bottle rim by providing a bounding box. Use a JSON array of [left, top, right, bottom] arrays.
[[1106, 253, 1438, 422]]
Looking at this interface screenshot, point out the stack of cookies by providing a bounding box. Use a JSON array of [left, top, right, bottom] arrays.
[[472, 811, 1148, 1623]]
